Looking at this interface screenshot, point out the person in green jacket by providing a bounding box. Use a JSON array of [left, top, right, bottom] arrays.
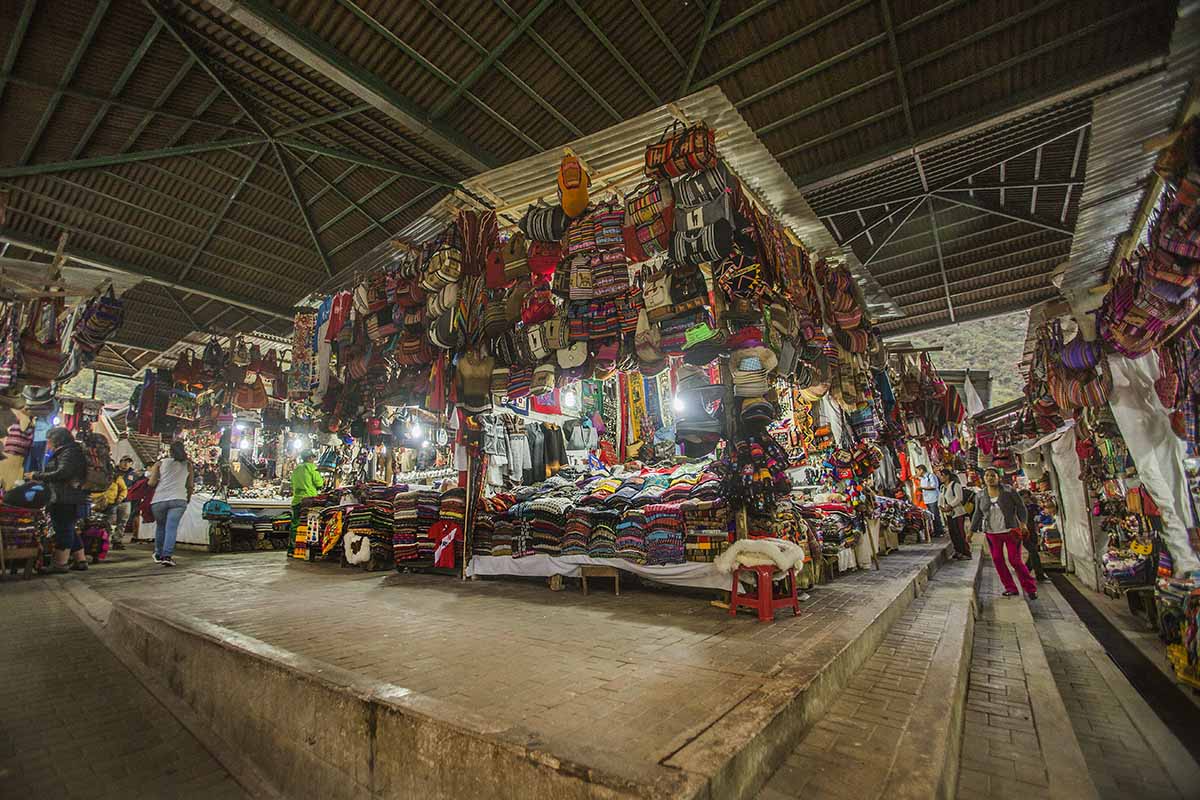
[[289, 451, 324, 551], [291, 451, 324, 501]]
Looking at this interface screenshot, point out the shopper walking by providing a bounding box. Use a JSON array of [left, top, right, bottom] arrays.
[[937, 467, 972, 560], [26, 427, 91, 573], [971, 468, 1037, 598], [147, 441, 193, 567], [1019, 489, 1049, 582], [916, 464, 944, 538]]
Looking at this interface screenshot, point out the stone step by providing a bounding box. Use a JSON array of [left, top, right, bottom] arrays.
[[754, 538, 985, 800], [956, 544, 1100, 800]]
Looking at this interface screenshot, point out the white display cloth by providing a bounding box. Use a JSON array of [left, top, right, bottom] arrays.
[[138, 493, 290, 545], [1049, 427, 1103, 589], [1107, 354, 1200, 575], [467, 554, 731, 590]]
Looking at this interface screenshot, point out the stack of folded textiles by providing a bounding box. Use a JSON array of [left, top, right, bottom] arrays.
[[662, 472, 699, 503], [588, 509, 619, 558], [583, 476, 622, 506], [414, 489, 442, 562], [529, 496, 572, 555], [393, 490, 420, 563], [690, 470, 723, 500], [681, 498, 729, 562], [561, 507, 592, 556], [491, 517, 515, 557], [644, 503, 686, 565], [0, 506, 43, 549], [606, 476, 643, 510], [506, 502, 535, 558], [473, 513, 494, 556], [615, 508, 647, 564]]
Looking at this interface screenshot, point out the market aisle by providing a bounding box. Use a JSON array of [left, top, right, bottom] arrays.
[[755, 552, 977, 799], [1031, 581, 1199, 799], [955, 568, 1060, 800], [0, 580, 250, 800]]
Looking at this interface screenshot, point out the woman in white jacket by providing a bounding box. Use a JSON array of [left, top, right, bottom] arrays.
[[937, 467, 972, 560]]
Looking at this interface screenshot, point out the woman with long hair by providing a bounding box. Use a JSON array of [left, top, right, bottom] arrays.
[[25, 427, 90, 573], [937, 467, 972, 560], [147, 440, 193, 567]]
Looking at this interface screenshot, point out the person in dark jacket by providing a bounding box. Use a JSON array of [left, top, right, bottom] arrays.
[[25, 427, 90, 573], [971, 468, 1037, 598], [1019, 489, 1049, 582]]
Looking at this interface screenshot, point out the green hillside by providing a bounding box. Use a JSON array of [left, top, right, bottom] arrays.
[[900, 310, 1029, 405]]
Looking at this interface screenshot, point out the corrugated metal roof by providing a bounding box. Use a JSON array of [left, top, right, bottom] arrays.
[[1060, 0, 1200, 291], [0, 0, 1183, 363]]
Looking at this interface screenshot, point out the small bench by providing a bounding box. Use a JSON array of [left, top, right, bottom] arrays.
[[580, 565, 620, 596]]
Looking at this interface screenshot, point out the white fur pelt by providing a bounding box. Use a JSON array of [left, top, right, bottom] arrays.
[[714, 537, 807, 574]]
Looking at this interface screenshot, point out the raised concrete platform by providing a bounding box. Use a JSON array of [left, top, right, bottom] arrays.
[[77, 541, 952, 799]]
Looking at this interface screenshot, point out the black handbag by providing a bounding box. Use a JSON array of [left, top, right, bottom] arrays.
[[672, 163, 729, 207], [671, 219, 733, 267], [518, 202, 569, 242], [674, 193, 732, 231]]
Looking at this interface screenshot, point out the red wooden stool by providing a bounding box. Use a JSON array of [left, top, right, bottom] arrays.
[[729, 565, 801, 622]]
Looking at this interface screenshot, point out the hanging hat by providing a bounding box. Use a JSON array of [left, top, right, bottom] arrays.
[[739, 397, 776, 429]]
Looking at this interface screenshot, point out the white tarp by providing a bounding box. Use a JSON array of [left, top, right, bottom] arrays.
[[1049, 427, 1103, 590], [964, 373, 986, 416], [1107, 354, 1200, 575], [467, 554, 731, 590]]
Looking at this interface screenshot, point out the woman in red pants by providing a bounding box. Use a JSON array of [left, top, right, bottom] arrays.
[[970, 468, 1037, 599]]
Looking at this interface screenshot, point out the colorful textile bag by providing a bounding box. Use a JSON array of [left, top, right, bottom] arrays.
[[644, 122, 717, 180], [19, 297, 63, 387], [519, 202, 569, 242], [671, 219, 733, 267]]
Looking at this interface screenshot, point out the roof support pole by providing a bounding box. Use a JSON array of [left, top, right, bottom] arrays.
[[143, 0, 273, 137], [0, 137, 267, 179], [207, 0, 493, 172], [863, 200, 923, 266], [178, 143, 268, 282], [430, 0, 557, 118], [565, 0, 660, 104], [925, 197, 955, 322], [19, 1, 112, 165], [271, 143, 334, 277], [0, 0, 37, 108], [682, 0, 721, 96], [277, 145, 392, 238], [0, 228, 294, 319], [930, 194, 1074, 236]]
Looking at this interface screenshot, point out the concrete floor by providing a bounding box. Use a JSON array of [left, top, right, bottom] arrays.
[[70, 543, 947, 789]]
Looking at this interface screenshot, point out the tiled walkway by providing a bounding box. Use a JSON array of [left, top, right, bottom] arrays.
[[1035, 584, 1191, 800], [76, 542, 947, 784], [0, 581, 247, 800], [754, 552, 977, 799], [956, 569, 1051, 800]]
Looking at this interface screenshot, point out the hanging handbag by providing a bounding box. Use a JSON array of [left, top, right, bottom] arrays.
[[644, 121, 717, 180], [672, 163, 729, 208], [19, 297, 63, 387], [671, 219, 733, 267], [165, 389, 199, 420], [527, 241, 561, 278], [234, 376, 269, 410], [421, 246, 463, 291], [500, 232, 530, 281], [674, 192, 732, 231], [519, 202, 569, 242]]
